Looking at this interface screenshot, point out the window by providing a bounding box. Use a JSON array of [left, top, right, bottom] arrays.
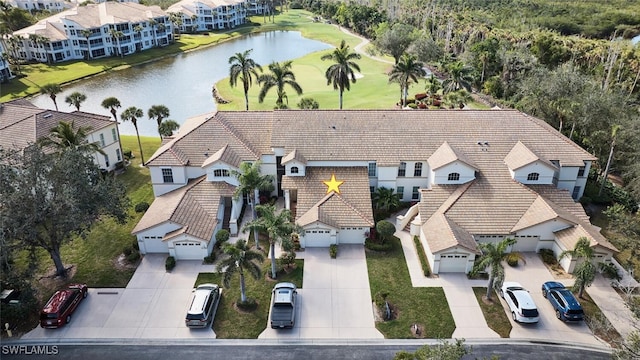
[[572, 186, 581, 200], [527, 172, 539, 181], [578, 166, 586, 177], [368, 162, 377, 177], [104, 154, 109, 167], [214, 169, 230, 177], [448, 172, 460, 181], [396, 186, 404, 199], [162, 168, 174, 183], [370, 186, 375, 193], [414, 162, 422, 177], [291, 166, 298, 174], [398, 162, 406, 177], [112, 128, 117, 141], [99, 133, 105, 147], [116, 149, 121, 161], [412, 186, 419, 200]]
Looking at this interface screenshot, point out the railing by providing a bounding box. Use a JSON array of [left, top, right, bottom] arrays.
[[396, 204, 419, 231]]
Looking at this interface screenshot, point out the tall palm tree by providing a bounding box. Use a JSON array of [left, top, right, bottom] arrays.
[[442, 61, 474, 93], [101, 97, 121, 122], [560, 237, 596, 299], [148, 19, 158, 47], [217, 239, 264, 303], [65, 91, 87, 111], [373, 187, 400, 212], [229, 49, 262, 111], [243, 204, 298, 279], [388, 53, 426, 107], [474, 238, 525, 300], [109, 29, 124, 58], [80, 29, 92, 60], [133, 25, 143, 52], [40, 83, 61, 111], [321, 39, 361, 110], [121, 106, 145, 165], [38, 121, 104, 155], [158, 119, 180, 138], [147, 105, 170, 140], [424, 75, 442, 98], [231, 161, 275, 249], [258, 61, 303, 107]]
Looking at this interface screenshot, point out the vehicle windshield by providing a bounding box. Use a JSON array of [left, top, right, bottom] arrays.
[[522, 309, 539, 317]]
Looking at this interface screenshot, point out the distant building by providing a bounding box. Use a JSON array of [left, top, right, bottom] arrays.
[[167, 0, 260, 33], [0, 41, 14, 82], [10, 2, 173, 63], [7, 0, 67, 13]]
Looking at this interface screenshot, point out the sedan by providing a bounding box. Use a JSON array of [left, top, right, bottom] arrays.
[[542, 281, 584, 321], [500, 281, 540, 323]]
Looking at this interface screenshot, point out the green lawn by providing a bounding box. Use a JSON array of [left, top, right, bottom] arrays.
[[366, 238, 456, 338], [472, 287, 512, 338]]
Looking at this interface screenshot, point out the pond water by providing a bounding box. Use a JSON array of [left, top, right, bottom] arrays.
[[30, 31, 332, 136]]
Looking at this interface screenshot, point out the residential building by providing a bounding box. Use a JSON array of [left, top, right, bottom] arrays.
[[0, 41, 14, 82], [132, 109, 617, 274], [7, 0, 67, 13], [167, 0, 255, 33], [0, 99, 123, 172], [10, 2, 173, 63]]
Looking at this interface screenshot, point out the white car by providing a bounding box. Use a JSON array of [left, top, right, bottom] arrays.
[[500, 281, 539, 323]]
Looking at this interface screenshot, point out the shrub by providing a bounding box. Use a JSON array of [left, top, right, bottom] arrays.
[[215, 229, 230, 246], [365, 238, 393, 252], [376, 220, 396, 243], [126, 250, 140, 263], [413, 236, 431, 276], [599, 262, 621, 280], [289, 1, 303, 9], [123, 247, 132, 256], [329, 244, 338, 258], [203, 254, 215, 264], [506, 252, 521, 267], [132, 239, 139, 251], [407, 103, 418, 109], [165, 256, 176, 271], [579, 196, 592, 205], [236, 298, 258, 311], [135, 202, 150, 213], [279, 251, 296, 268], [539, 248, 557, 264], [123, 149, 133, 159]]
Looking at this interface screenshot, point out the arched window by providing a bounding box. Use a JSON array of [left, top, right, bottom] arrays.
[[527, 172, 539, 181], [291, 166, 299, 174], [448, 172, 460, 181]]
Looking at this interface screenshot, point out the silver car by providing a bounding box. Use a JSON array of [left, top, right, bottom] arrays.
[[500, 281, 539, 323], [185, 283, 220, 328]]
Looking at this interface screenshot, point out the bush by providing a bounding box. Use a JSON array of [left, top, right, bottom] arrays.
[[376, 220, 396, 243], [236, 298, 258, 311], [407, 103, 418, 109], [123, 149, 133, 159], [126, 250, 140, 263], [539, 248, 557, 264], [289, 1, 303, 9], [123, 247, 132, 256], [132, 239, 139, 251], [135, 202, 150, 213], [506, 252, 521, 267], [215, 229, 230, 246], [329, 244, 338, 258], [279, 251, 296, 268], [599, 262, 621, 281], [413, 236, 431, 276], [203, 254, 215, 264], [365, 238, 393, 252], [165, 256, 176, 271]]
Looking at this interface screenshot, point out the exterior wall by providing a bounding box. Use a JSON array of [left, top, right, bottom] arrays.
[[377, 166, 397, 189], [515, 220, 574, 242], [169, 0, 249, 33], [149, 166, 188, 196], [395, 177, 430, 202], [285, 160, 306, 176], [431, 161, 475, 185], [205, 162, 239, 185], [0, 42, 13, 82], [512, 160, 556, 185], [135, 222, 181, 253], [86, 124, 122, 171], [11, 0, 65, 12]]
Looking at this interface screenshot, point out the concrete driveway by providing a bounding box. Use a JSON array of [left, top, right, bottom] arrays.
[[259, 245, 383, 339], [503, 253, 603, 346]]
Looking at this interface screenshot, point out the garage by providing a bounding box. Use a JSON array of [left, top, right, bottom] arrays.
[[303, 228, 333, 247], [438, 253, 469, 273], [338, 227, 367, 244], [173, 241, 205, 260], [512, 235, 540, 252]]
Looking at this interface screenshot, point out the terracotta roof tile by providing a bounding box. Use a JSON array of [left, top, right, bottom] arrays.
[[428, 141, 477, 170], [422, 213, 480, 254], [554, 224, 618, 253], [282, 149, 307, 165], [504, 141, 558, 170]]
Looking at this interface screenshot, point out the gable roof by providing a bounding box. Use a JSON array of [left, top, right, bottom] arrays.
[[427, 141, 478, 171], [504, 141, 558, 171], [554, 223, 618, 253], [281, 149, 307, 165], [422, 213, 481, 254], [511, 195, 579, 232], [201, 144, 242, 168]]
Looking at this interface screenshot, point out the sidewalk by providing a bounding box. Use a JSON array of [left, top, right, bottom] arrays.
[[587, 273, 640, 339]]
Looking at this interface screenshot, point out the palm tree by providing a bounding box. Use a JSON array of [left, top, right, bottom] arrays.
[[147, 105, 170, 140], [80, 29, 92, 60], [474, 238, 525, 300], [229, 49, 262, 111], [65, 91, 87, 111], [442, 61, 474, 93], [38, 121, 104, 155], [40, 83, 61, 111], [121, 106, 145, 165], [101, 97, 121, 122], [243, 204, 298, 279], [109, 29, 124, 58], [388, 53, 426, 107], [231, 161, 275, 249], [258, 61, 303, 107], [216, 239, 264, 303], [373, 187, 400, 212], [148, 19, 158, 47], [560, 237, 596, 299], [443, 90, 472, 109], [321, 39, 361, 109], [158, 119, 180, 138], [133, 25, 143, 52]]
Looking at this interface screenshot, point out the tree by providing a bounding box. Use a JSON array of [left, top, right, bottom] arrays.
[[0, 2, 33, 32], [424, 74, 442, 98], [147, 105, 170, 140], [388, 53, 426, 107], [297, 97, 319, 109], [243, 204, 298, 279], [65, 91, 87, 111], [108, 29, 124, 58], [101, 97, 121, 122], [0, 146, 129, 277], [258, 61, 303, 107], [40, 83, 61, 111], [373, 187, 400, 212], [560, 237, 596, 299], [216, 239, 264, 303], [158, 119, 180, 138], [321, 39, 361, 109], [231, 161, 274, 249], [38, 121, 104, 155], [599, 124, 621, 197], [474, 238, 523, 300], [80, 29, 92, 60], [121, 106, 145, 165], [443, 90, 472, 109], [229, 49, 262, 111], [408, 36, 443, 64], [442, 61, 474, 93], [376, 220, 396, 243], [374, 23, 417, 64]]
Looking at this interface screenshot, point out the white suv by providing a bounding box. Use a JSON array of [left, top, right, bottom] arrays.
[[185, 283, 220, 328], [500, 282, 539, 323]]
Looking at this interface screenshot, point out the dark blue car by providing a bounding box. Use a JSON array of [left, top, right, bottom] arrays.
[[541, 281, 584, 321]]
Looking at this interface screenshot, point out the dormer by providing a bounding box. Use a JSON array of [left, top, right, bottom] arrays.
[[504, 141, 557, 185], [428, 142, 477, 185], [281, 149, 306, 177], [202, 145, 240, 185]]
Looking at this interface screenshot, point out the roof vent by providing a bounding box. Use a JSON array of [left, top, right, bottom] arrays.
[[331, 125, 336, 130]]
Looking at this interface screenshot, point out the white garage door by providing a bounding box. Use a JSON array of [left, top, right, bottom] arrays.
[[174, 241, 204, 260], [338, 228, 367, 244], [304, 229, 332, 247], [512, 235, 540, 252], [439, 253, 469, 273]]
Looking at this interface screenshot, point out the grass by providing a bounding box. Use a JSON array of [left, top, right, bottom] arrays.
[[413, 235, 431, 276], [472, 287, 512, 338], [366, 237, 455, 338]]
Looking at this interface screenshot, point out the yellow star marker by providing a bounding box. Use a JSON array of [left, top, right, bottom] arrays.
[[323, 174, 344, 194]]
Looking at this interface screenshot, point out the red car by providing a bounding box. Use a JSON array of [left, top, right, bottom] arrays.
[[40, 284, 88, 328]]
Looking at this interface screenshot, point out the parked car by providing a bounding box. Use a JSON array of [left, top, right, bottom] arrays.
[[40, 284, 88, 328], [542, 281, 584, 321], [270, 282, 297, 329], [500, 281, 539, 323], [185, 283, 221, 328]]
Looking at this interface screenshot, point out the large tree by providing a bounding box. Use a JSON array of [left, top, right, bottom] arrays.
[[474, 238, 524, 300], [442, 61, 474, 93], [158, 119, 180, 138], [0, 146, 129, 277], [374, 22, 417, 64], [40, 83, 62, 111], [372, 187, 400, 212], [121, 106, 145, 165], [560, 237, 596, 299], [101, 97, 121, 122], [388, 53, 425, 107], [321, 39, 362, 110], [64, 91, 87, 111], [38, 121, 104, 155], [228, 49, 262, 111], [243, 204, 298, 279], [147, 105, 170, 140], [258, 61, 303, 107], [216, 239, 264, 303]]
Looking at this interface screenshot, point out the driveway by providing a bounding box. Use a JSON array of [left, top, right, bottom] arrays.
[[259, 245, 384, 339]]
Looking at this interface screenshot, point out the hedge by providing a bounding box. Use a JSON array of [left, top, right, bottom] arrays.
[[413, 236, 431, 276]]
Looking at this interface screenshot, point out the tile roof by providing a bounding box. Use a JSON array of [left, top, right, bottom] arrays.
[[422, 213, 481, 254], [554, 223, 618, 253], [281, 149, 307, 165], [504, 141, 558, 171], [168, 0, 245, 15], [201, 144, 242, 168], [428, 141, 478, 170], [511, 195, 579, 232]]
